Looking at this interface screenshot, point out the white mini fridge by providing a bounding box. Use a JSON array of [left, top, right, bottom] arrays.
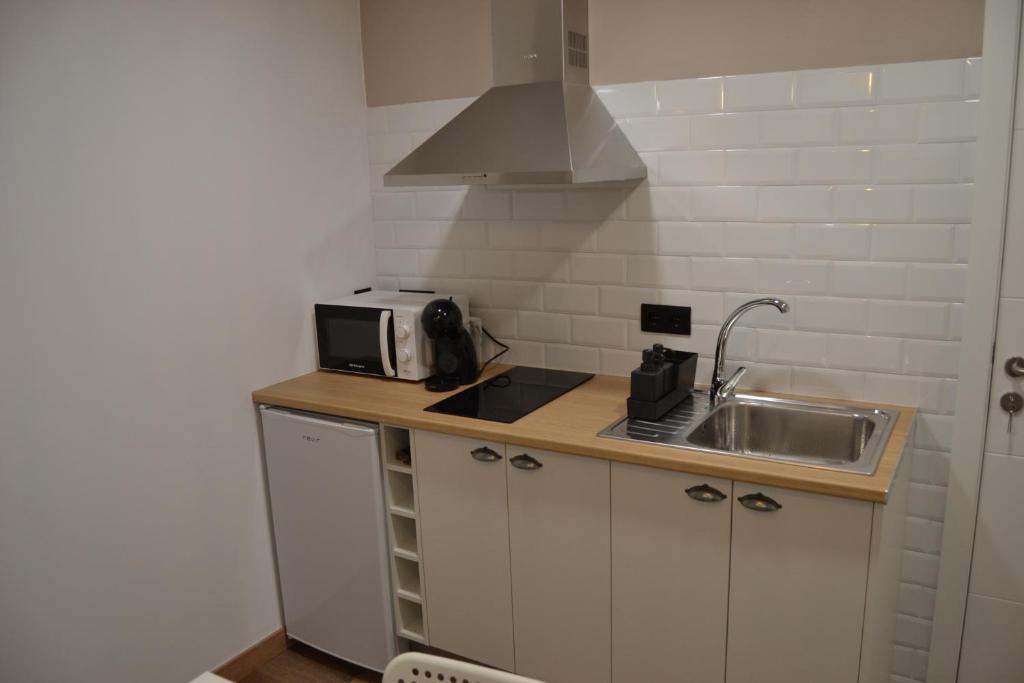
[[260, 406, 397, 671]]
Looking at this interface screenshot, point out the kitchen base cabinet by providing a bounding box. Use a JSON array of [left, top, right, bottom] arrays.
[[508, 448, 611, 683], [611, 463, 731, 683], [727, 484, 873, 683], [414, 431, 515, 671]]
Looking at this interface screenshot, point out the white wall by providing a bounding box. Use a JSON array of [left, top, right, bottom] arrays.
[[0, 1, 373, 681], [958, 27, 1024, 680], [367, 59, 979, 682]]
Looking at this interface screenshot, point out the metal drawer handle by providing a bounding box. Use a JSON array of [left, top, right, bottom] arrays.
[[738, 492, 782, 512], [471, 446, 502, 462], [510, 454, 543, 471], [686, 484, 727, 503]]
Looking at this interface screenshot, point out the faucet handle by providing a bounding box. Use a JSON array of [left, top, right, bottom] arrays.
[[717, 366, 747, 401]]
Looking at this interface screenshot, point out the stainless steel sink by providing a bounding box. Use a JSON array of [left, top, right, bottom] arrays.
[[599, 392, 899, 475]]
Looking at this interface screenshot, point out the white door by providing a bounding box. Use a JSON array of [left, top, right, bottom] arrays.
[[507, 447, 611, 683], [727, 483, 872, 683], [414, 430, 515, 670], [611, 463, 731, 683]]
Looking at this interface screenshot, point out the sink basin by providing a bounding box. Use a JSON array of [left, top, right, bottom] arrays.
[[599, 392, 899, 475]]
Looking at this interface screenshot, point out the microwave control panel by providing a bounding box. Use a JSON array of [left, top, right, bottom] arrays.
[[392, 309, 428, 380]]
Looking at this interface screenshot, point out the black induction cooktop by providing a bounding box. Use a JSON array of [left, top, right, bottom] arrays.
[[424, 366, 594, 423]]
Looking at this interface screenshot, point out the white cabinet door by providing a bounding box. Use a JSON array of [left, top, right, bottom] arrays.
[[611, 463, 731, 683], [415, 430, 515, 671], [727, 484, 872, 683], [507, 447, 611, 683]]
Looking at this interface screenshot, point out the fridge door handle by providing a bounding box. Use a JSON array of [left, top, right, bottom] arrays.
[[379, 310, 396, 377]]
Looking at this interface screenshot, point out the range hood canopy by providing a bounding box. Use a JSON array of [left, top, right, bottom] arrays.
[[384, 0, 647, 187]]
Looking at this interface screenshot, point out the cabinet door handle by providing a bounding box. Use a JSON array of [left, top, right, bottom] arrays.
[[738, 492, 783, 512], [510, 453, 543, 471], [686, 483, 727, 503], [471, 446, 502, 462]]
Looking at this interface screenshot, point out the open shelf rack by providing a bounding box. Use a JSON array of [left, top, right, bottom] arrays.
[[380, 425, 428, 644]]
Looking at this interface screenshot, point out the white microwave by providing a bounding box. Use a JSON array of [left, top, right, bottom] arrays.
[[314, 290, 469, 381]]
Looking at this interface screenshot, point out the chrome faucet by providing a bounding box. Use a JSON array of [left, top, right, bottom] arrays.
[[710, 298, 789, 404]]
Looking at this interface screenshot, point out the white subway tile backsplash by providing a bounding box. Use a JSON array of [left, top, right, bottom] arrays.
[[870, 301, 950, 339], [374, 222, 396, 247], [376, 249, 419, 275], [600, 348, 639, 376], [599, 286, 658, 318], [914, 184, 973, 222], [760, 109, 837, 146], [661, 289, 726, 324], [474, 308, 517, 337], [796, 67, 875, 106], [689, 112, 760, 148], [368, 132, 412, 163], [572, 316, 628, 348], [489, 221, 541, 249], [791, 366, 865, 400], [793, 223, 870, 259], [871, 225, 955, 261], [394, 221, 441, 247], [439, 220, 489, 248], [879, 60, 964, 102], [419, 249, 464, 277], [568, 190, 626, 221], [596, 82, 660, 117], [386, 101, 435, 132], [758, 259, 829, 294], [839, 105, 917, 143], [875, 144, 961, 183], [797, 147, 872, 183], [758, 330, 827, 365], [462, 189, 513, 220], [431, 97, 475, 128], [543, 283, 598, 314], [722, 223, 793, 257], [416, 190, 466, 219], [366, 107, 388, 134], [963, 58, 983, 99], [373, 192, 417, 219], [724, 72, 795, 110], [907, 264, 968, 301], [758, 186, 831, 221], [540, 222, 598, 251], [691, 186, 758, 220], [657, 76, 723, 114], [904, 340, 962, 377], [491, 281, 543, 310], [834, 186, 914, 222], [627, 186, 690, 219], [659, 221, 722, 255], [572, 253, 628, 283], [619, 116, 690, 151], [793, 296, 870, 333], [724, 293, 793, 329], [514, 251, 570, 281], [517, 311, 571, 343], [505, 339, 545, 366], [545, 344, 600, 373], [953, 225, 971, 263], [918, 100, 978, 142], [691, 257, 758, 291], [724, 149, 797, 184], [596, 220, 657, 253], [660, 150, 726, 185], [626, 255, 690, 288], [827, 334, 903, 372], [513, 191, 567, 220], [831, 262, 907, 298]]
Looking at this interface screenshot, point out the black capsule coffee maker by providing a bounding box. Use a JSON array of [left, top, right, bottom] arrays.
[[422, 297, 479, 392]]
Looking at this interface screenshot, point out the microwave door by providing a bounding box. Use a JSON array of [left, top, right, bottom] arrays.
[[378, 310, 396, 377]]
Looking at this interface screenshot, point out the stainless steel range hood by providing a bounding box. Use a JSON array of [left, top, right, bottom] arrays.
[[383, 0, 646, 187]]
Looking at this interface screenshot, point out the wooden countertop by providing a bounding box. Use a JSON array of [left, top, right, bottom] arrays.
[[252, 366, 915, 503]]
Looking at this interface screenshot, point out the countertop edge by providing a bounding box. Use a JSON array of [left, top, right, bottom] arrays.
[[251, 370, 916, 504]]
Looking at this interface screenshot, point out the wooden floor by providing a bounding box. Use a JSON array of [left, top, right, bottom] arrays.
[[239, 643, 382, 683]]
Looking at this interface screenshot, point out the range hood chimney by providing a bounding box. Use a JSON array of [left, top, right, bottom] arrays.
[[383, 0, 647, 187]]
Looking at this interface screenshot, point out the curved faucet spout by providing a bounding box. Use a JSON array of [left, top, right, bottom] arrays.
[[710, 298, 789, 404]]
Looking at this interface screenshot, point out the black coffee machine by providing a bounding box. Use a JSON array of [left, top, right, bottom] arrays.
[[422, 298, 479, 392]]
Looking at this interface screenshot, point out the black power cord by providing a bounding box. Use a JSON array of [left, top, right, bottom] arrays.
[[478, 325, 510, 375]]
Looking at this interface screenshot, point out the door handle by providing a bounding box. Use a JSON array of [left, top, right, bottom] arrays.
[[510, 453, 543, 471], [379, 310, 396, 377], [471, 446, 502, 462], [738, 492, 782, 512], [686, 483, 727, 503]]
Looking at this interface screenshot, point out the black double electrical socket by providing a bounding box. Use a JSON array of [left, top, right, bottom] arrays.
[[640, 303, 692, 335]]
